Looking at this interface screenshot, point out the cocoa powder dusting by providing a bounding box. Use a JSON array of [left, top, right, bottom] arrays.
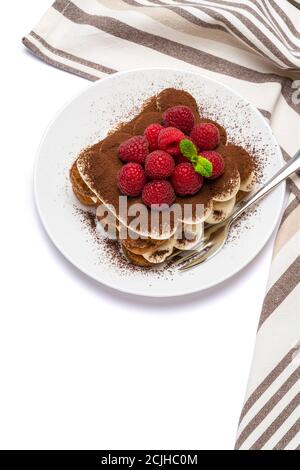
[[206, 156, 240, 198], [71, 87, 263, 276], [218, 144, 254, 182], [157, 88, 198, 112], [76, 88, 257, 227], [133, 112, 163, 135]]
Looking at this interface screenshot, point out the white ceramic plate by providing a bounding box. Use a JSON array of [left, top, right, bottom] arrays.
[[35, 68, 285, 297]]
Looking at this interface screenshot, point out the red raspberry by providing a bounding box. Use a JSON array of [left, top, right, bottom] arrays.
[[171, 162, 203, 196], [190, 123, 220, 150], [118, 136, 149, 164], [142, 180, 175, 208], [117, 163, 146, 196], [162, 105, 195, 135], [201, 151, 225, 179], [174, 154, 188, 165], [144, 123, 163, 151], [158, 127, 185, 156], [145, 150, 175, 179]]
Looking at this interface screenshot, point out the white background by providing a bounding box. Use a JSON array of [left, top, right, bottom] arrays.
[[0, 1, 277, 450]]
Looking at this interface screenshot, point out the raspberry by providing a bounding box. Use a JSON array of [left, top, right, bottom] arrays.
[[158, 127, 185, 156], [174, 154, 188, 165], [118, 136, 149, 164], [144, 123, 163, 151], [162, 105, 195, 135], [145, 150, 175, 179], [201, 151, 225, 179], [142, 180, 175, 208], [171, 162, 203, 196], [117, 163, 146, 196], [190, 123, 220, 150]]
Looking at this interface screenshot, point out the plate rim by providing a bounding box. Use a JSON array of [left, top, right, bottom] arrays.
[[34, 67, 286, 298]]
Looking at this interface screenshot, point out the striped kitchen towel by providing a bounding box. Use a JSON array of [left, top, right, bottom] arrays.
[[23, 0, 300, 450], [235, 186, 300, 450]]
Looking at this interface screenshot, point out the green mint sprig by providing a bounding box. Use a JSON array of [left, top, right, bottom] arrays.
[[179, 139, 213, 178]]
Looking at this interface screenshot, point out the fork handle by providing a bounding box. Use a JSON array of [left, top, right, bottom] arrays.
[[230, 149, 300, 223]]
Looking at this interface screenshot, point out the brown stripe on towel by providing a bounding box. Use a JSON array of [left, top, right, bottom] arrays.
[[52, 0, 300, 114]]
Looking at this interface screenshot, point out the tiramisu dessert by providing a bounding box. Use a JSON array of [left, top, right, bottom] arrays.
[[70, 88, 256, 267]]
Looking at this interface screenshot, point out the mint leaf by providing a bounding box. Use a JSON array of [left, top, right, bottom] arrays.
[[179, 139, 198, 162], [179, 140, 213, 177], [194, 157, 213, 177]]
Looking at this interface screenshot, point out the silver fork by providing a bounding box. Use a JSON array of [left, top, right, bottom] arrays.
[[175, 149, 300, 272]]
